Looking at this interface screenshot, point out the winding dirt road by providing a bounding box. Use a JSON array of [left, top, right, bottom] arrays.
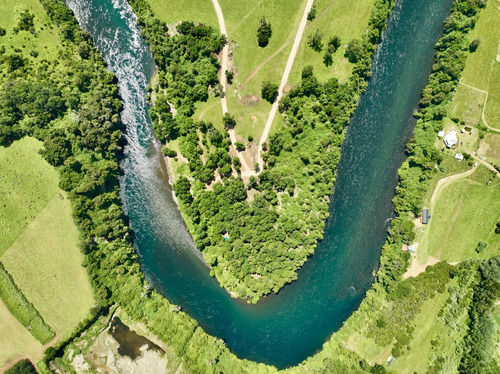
[[211, 0, 253, 175]]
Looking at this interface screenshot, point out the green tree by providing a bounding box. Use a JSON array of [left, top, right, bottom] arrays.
[[261, 81, 279, 103], [307, 29, 323, 52], [345, 39, 365, 63], [257, 17, 272, 47]]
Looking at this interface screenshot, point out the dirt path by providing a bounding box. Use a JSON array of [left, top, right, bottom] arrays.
[[473, 154, 500, 178], [211, 0, 252, 175], [256, 0, 315, 171], [403, 168, 476, 279], [459, 79, 500, 134], [239, 0, 337, 91]]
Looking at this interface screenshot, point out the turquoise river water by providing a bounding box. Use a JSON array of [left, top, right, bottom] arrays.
[[65, 0, 453, 368]]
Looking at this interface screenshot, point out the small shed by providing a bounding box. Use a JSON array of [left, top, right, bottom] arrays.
[[386, 356, 394, 366], [438, 130, 445, 138], [422, 208, 431, 224], [455, 153, 464, 161], [407, 245, 417, 253]]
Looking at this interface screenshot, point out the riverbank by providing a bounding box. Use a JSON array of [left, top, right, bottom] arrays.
[[132, 0, 395, 302]]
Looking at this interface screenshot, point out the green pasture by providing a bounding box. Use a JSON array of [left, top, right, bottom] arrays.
[[147, 0, 218, 28], [0, 263, 55, 344], [479, 133, 500, 162], [484, 62, 500, 130], [289, 0, 375, 86], [388, 290, 451, 374], [0, 300, 44, 370], [450, 83, 486, 125], [0, 137, 60, 256], [424, 167, 500, 262], [460, 0, 500, 90], [0, 0, 62, 61], [1, 192, 95, 341]]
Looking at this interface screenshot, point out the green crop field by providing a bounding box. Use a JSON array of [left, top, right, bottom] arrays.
[[0, 0, 62, 61], [424, 167, 500, 262]]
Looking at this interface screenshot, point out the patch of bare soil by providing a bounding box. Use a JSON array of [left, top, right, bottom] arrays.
[[241, 94, 260, 106], [72, 318, 168, 374]]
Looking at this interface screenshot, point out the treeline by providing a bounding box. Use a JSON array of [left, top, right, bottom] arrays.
[[127, 0, 397, 302], [0, 262, 55, 344]]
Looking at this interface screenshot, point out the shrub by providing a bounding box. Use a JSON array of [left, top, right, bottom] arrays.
[[308, 29, 323, 52], [469, 38, 481, 52]]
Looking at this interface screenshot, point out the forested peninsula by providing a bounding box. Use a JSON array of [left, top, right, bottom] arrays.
[[128, 0, 395, 302]]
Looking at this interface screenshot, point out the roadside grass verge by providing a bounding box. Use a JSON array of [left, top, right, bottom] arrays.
[[0, 137, 60, 256], [147, 0, 218, 28], [0, 300, 43, 369], [0, 262, 55, 344], [289, 0, 375, 86], [425, 166, 500, 262], [0, 0, 62, 60], [1, 192, 95, 341]]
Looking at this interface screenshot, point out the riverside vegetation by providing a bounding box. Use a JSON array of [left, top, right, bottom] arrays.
[[130, 0, 396, 302], [1, 0, 498, 372]]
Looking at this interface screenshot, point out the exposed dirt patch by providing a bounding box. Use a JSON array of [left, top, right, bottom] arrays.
[[241, 94, 260, 106], [72, 317, 168, 374]]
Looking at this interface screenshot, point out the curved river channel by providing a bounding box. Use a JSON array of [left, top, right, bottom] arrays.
[[65, 0, 453, 368]]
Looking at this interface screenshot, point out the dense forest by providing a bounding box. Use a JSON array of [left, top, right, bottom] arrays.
[[129, 0, 396, 302]]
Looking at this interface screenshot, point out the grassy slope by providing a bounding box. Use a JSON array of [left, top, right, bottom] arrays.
[[425, 167, 500, 262], [289, 0, 375, 86], [0, 138, 94, 363], [0, 0, 62, 61], [1, 191, 95, 341], [147, 0, 218, 28], [0, 300, 44, 370], [458, 0, 500, 129], [0, 138, 60, 255]]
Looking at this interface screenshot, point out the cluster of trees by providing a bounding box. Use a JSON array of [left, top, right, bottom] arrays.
[[261, 80, 278, 103]]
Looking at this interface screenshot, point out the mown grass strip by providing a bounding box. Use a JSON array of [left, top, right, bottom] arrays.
[[0, 262, 55, 344]]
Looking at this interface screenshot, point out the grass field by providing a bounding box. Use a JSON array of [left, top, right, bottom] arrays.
[[0, 300, 44, 371], [423, 167, 500, 262], [1, 192, 95, 341], [147, 0, 218, 28], [0, 137, 60, 256], [460, 0, 500, 90], [0, 263, 55, 344], [450, 84, 486, 125], [288, 0, 375, 86], [0, 138, 95, 366], [0, 0, 62, 61], [388, 290, 451, 373], [458, 0, 500, 130], [484, 62, 500, 130], [479, 133, 500, 162]]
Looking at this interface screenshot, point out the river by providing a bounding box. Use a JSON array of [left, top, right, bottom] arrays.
[[64, 0, 453, 368]]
